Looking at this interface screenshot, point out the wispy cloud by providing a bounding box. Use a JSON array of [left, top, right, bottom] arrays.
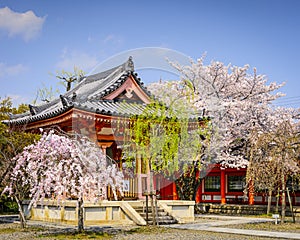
[[0, 62, 27, 78], [0, 7, 46, 41], [55, 48, 98, 72], [103, 34, 123, 45]]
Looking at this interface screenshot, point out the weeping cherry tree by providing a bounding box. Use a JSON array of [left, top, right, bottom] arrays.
[[3, 129, 124, 231]]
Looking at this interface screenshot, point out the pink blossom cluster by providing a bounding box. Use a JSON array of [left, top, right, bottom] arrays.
[[4, 130, 124, 208], [147, 56, 299, 169]]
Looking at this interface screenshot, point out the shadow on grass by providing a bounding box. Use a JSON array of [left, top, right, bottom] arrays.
[[39, 226, 169, 239]]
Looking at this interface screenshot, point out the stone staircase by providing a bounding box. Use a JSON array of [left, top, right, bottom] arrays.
[[133, 205, 177, 225]]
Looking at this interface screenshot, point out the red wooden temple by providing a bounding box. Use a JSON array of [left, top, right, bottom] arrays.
[[5, 57, 300, 206]]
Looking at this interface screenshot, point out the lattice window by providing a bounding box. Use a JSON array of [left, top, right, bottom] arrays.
[[204, 176, 220, 192], [228, 175, 245, 192]]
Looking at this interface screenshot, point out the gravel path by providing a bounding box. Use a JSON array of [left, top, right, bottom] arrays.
[[111, 228, 275, 240], [0, 215, 296, 240], [0, 222, 276, 240]]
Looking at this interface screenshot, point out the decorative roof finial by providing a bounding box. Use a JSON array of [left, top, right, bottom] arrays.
[[72, 92, 77, 101], [29, 104, 37, 115], [60, 95, 72, 107], [125, 56, 134, 72]]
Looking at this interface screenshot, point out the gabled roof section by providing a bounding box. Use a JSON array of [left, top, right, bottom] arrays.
[[65, 56, 151, 103], [101, 73, 151, 103], [4, 57, 152, 126]]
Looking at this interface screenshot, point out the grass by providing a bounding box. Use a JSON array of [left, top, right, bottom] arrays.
[[39, 231, 111, 239], [0, 227, 21, 234], [0, 223, 114, 239], [0, 224, 44, 234], [0, 225, 187, 239], [125, 226, 169, 234], [41, 226, 169, 239]]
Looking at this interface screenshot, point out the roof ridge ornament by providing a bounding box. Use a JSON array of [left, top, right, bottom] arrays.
[[125, 56, 134, 72], [72, 92, 77, 101], [60, 95, 73, 108], [29, 104, 37, 115]]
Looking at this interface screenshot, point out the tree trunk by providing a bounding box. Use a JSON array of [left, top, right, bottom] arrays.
[[15, 196, 26, 228], [175, 166, 201, 201], [67, 81, 72, 91], [155, 195, 159, 226], [150, 194, 155, 225], [77, 199, 84, 232], [286, 188, 295, 223], [267, 189, 272, 215], [145, 194, 149, 225], [281, 177, 286, 223], [275, 188, 280, 213]]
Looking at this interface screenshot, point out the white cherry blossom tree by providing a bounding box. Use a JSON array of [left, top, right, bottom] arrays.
[[146, 56, 299, 203], [148, 56, 286, 168]]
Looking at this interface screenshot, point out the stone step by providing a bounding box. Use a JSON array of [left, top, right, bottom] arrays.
[[132, 206, 177, 225], [146, 217, 178, 225], [134, 207, 165, 213], [142, 214, 174, 220], [139, 212, 168, 218]]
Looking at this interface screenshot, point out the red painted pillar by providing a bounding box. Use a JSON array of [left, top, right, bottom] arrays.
[[221, 169, 226, 204], [195, 181, 202, 203], [249, 179, 254, 205], [173, 182, 178, 200], [195, 171, 201, 203]]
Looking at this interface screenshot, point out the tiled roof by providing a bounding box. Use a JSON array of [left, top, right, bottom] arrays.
[[76, 100, 146, 117], [62, 56, 150, 102], [3, 57, 151, 126], [5, 105, 73, 125]]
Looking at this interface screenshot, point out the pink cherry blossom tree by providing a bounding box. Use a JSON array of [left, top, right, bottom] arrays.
[[148, 56, 286, 168], [146, 55, 298, 202], [3, 129, 124, 231]]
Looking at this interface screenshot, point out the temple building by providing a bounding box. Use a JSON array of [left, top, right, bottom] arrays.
[[4, 57, 300, 206]]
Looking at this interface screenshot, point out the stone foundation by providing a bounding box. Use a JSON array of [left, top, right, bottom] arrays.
[[196, 203, 300, 218], [22, 200, 194, 226]]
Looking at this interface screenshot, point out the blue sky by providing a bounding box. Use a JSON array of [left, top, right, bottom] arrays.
[[0, 0, 300, 107]]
